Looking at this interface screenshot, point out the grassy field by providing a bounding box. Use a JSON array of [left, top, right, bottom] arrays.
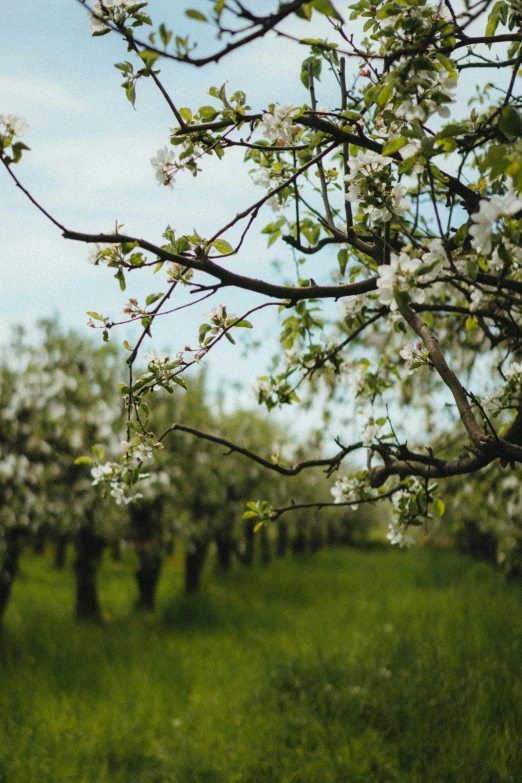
[[1, 544, 522, 783]]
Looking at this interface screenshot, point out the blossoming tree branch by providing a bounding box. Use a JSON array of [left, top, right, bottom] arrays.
[[3, 0, 522, 547]]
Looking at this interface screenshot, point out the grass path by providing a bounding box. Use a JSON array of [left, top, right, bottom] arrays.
[[1, 545, 522, 782]]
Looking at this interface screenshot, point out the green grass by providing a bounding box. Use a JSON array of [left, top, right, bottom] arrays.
[[1, 545, 522, 782]]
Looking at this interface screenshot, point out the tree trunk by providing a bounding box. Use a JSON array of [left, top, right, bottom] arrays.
[[215, 531, 233, 571], [33, 527, 46, 555], [54, 534, 68, 569], [129, 498, 164, 610], [185, 538, 209, 594], [456, 521, 498, 564], [327, 521, 339, 547], [292, 520, 308, 555], [240, 518, 255, 566], [136, 547, 162, 611], [259, 524, 271, 564], [73, 526, 105, 622], [310, 520, 323, 553], [110, 538, 122, 562], [0, 529, 24, 621], [276, 520, 289, 557]]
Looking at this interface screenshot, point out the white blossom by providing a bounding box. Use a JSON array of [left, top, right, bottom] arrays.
[[386, 522, 415, 548], [469, 189, 522, 256], [0, 113, 29, 137], [469, 289, 483, 312], [260, 103, 300, 145], [151, 147, 176, 188]]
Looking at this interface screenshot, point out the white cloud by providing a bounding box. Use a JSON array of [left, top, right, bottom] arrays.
[[0, 72, 82, 114]]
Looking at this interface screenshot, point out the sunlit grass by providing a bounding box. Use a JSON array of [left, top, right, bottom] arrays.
[[1, 545, 521, 782]]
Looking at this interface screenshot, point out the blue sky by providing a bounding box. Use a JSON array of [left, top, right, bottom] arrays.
[[0, 1, 354, 421]]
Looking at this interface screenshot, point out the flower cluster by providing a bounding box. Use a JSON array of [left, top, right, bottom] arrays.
[[399, 341, 429, 375], [330, 473, 374, 511], [376, 241, 444, 311], [344, 150, 408, 223], [0, 113, 29, 164], [259, 103, 300, 146], [87, 242, 118, 266], [252, 164, 292, 212], [387, 476, 443, 547], [386, 522, 415, 548], [166, 261, 193, 285], [91, 461, 145, 505], [152, 135, 205, 188], [0, 113, 29, 138], [151, 147, 176, 188], [395, 68, 457, 123], [360, 406, 386, 447], [469, 188, 522, 256], [198, 305, 252, 349], [121, 432, 163, 466], [255, 374, 299, 411], [88, 0, 136, 34]]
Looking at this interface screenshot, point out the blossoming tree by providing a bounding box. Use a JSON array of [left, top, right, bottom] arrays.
[[3, 0, 522, 549]]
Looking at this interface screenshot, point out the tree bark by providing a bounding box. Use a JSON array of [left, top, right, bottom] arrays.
[[33, 527, 46, 555], [310, 520, 323, 553], [215, 531, 233, 571], [185, 538, 209, 594], [327, 521, 339, 547], [0, 529, 24, 621], [240, 518, 255, 566], [259, 524, 271, 564], [54, 534, 68, 569], [292, 520, 308, 555], [136, 547, 162, 611], [276, 519, 288, 557], [110, 538, 122, 562], [73, 525, 105, 622], [129, 499, 164, 611]]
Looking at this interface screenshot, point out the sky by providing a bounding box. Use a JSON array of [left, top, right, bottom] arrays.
[[0, 0, 358, 426]]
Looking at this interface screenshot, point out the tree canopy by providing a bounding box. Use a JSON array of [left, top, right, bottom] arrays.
[[3, 0, 522, 548]]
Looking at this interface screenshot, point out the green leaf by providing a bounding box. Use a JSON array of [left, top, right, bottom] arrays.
[[115, 61, 133, 73], [199, 323, 212, 343], [92, 444, 104, 460], [171, 375, 187, 389], [311, 0, 344, 22], [234, 320, 253, 328], [198, 105, 219, 120], [376, 81, 393, 109], [253, 521, 265, 533], [295, 3, 313, 21], [498, 106, 522, 140], [243, 510, 259, 519], [74, 456, 93, 465], [432, 497, 445, 517], [225, 331, 236, 345], [145, 292, 164, 307], [179, 107, 193, 123], [185, 9, 208, 21], [86, 311, 104, 321], [300, 56, 322, 88], [381, 136, 407, 156], [338, 248, 348, 276], [211, 238, 234, 254], [138, 49, 160, 68], [125, 82, 136, 107]]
